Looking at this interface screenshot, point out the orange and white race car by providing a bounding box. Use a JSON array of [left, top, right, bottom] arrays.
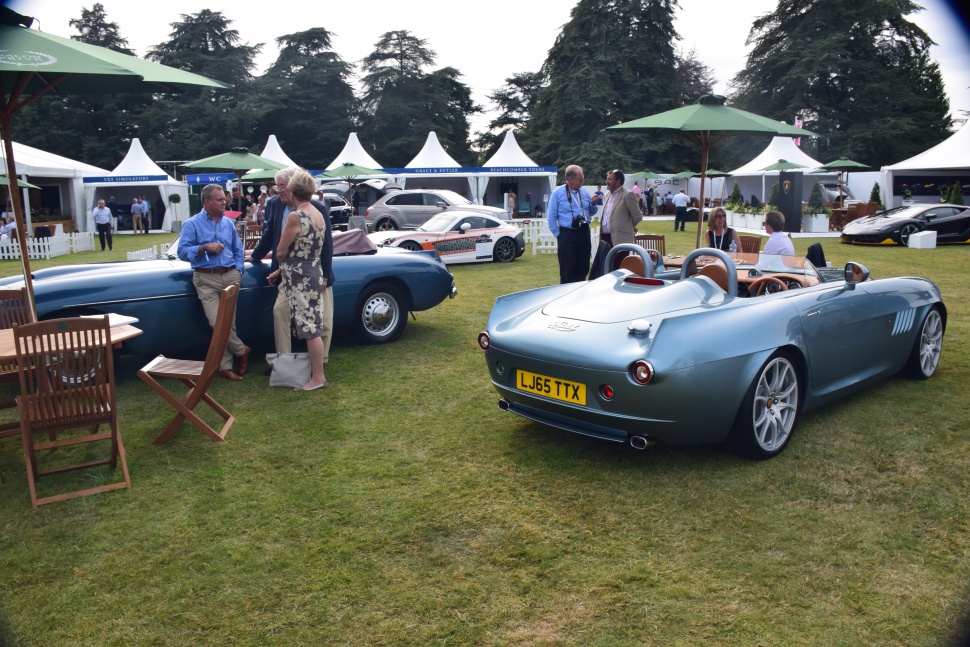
[[367, 211, 526, 265]]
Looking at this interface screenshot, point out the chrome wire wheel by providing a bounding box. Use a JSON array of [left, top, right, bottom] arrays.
[[751, 356, 800, 453]]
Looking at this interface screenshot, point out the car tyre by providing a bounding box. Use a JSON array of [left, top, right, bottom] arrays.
[[376, 218, 398, 232], [728, 351, 800, 460], [904, 307, 943, 379], [399, 240, 422, 252], [898, 223, 920, 246], [493, 237, 517, 263], [353, 281, 409, 344]]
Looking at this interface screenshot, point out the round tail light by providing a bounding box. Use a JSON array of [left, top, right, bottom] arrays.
[[631, 359, 654, 385], [478, 331, 490, 351], [600, 385, 614, 400]]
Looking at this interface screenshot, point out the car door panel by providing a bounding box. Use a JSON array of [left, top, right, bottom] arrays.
[[792, 284, 880, 387]]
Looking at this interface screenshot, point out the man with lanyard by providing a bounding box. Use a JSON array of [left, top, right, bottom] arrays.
[[177, 184, 251, 381], [91, 198, 113, 251], [250, 167, 335, 364], [547, 164, 598, 284]]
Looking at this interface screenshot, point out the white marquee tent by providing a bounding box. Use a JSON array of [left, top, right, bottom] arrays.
[[387, 131, 477, 199], [0, 139, 107, 231], [82, 138, 189, 232], [480, 131, 556, 214], [881, 121, 970, 207], [327, 132, 382, 170], [259, 134, 298, 168], [728, 136, 833, 203]]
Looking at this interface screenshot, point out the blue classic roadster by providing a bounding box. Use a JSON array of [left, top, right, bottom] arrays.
[[0, 231, 457, 358], [479, 246, 945, 459]]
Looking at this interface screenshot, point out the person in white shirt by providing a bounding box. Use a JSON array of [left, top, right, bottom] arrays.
[[91, 199, 113, 251], [763, 210, 795, 255], [672, 189, 690, 232]]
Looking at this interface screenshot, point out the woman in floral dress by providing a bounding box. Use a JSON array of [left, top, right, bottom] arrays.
[[270, 170, 328, 391]]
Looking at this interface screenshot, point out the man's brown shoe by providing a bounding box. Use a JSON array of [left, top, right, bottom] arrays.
[[237, 346, 251, 376], [219, 369, 243, 381]]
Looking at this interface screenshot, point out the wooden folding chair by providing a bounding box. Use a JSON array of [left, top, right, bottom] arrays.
[[138, 284, 238, 444], [14, 316, 131, 507], [1, 287, 34, 441], [635, 234, 666, 257], [739, 235, 762, 254]]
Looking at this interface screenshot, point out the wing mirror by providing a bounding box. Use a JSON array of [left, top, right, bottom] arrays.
[[436, 201, 448, 208], [461, 223, 472, 232], [844, 262, 870, 287]]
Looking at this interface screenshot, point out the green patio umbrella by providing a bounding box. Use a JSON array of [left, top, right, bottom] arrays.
[[627, 170, 664, 181], [671, 170, 698, 179], [316, 162, 386, 181], [812, 157, 871, 206], [0, 7, 231, 317], [240, 168, 284, 182], [317, 162, 387, 204], [0, 175, 40, 190], [184, 149, 286, 209], [759, 159, 807, 172], [607, 94, 818, 248]]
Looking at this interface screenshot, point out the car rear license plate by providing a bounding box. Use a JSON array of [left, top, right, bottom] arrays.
[[516, 369, 586, 405]]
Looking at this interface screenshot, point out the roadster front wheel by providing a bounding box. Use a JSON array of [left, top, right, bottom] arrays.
[[904, 307, 943, 379], [728, 352, 800, 459]]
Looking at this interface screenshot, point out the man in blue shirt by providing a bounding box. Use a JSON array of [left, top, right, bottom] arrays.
[[547, 164, 598, 283], [177, 184, 250, 381]]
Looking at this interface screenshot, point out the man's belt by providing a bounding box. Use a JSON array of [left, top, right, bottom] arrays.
[[194, 267, 234, 274]]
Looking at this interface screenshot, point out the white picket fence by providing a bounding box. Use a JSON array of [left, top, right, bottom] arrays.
[[0, 234, 71, 260], [512, 219, 599, 260], [127, 246, 159, 260], [127, 242, 173, 261], [68, 232, 95, 253]]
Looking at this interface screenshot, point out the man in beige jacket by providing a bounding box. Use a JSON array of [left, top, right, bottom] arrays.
[[600, 169, 642, 247]]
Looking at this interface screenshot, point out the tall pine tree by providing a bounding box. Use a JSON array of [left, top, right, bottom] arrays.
[[731, 0, 951, 167], [252, 28, 356, 169], [519, 0, 704, 182], [359, 31, 479, 167], [141, 10, 263, 162]]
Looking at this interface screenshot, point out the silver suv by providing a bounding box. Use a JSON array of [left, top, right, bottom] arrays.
[[364, 189, 507, 231]]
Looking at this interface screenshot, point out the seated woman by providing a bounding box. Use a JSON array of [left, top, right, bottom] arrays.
[[706, 207, 742, 252]]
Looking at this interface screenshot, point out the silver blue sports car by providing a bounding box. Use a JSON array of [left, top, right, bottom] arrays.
[[479, 246, 945, 459], [0, 231, 457, 358]]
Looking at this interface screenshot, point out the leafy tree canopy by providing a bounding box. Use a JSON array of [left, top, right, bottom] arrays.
[[252, 28, 357, 169], [517, 0, 713, 182], [731, 0, 951, 167]]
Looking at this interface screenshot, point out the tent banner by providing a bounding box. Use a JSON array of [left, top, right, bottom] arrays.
[[381, 166, 556, 175], [83, 174, 168, 183], [186, 172, 237, 185]]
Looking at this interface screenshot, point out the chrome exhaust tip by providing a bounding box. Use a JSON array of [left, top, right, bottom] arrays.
[[629, 435, 653, 450], [498, 398, 511, 411]]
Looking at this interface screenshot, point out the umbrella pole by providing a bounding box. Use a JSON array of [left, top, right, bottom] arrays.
[[695, 138, 709, 249], [0, 112, 36, 319]]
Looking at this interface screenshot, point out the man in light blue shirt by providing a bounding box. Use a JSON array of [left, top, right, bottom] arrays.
[[547, 164, 598, 283], [177, 184, 250, 380]]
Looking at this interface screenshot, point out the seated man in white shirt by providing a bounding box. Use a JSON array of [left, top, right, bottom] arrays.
[[763, 210, 795, 256]]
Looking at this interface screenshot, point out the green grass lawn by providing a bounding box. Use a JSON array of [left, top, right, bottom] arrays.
[[1, 229, 968, 645]]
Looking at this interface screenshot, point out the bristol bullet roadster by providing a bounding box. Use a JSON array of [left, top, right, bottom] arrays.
[[479, 245, 945, 459]]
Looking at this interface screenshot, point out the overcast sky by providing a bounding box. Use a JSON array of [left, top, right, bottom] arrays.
[[11, 0, 970, 135]]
